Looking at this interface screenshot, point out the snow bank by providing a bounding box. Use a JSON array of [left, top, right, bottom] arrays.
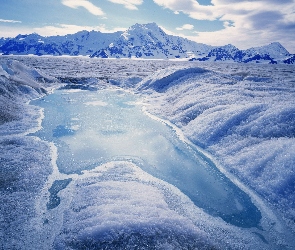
[[0, 59, 57, 132], [0, 59, 58, 249], [53, 161, 269, 249], [137, 66, 209, 92], [1, 59, 56, 90], [0, 136, 53, 249], [139, 65, 295, 234]]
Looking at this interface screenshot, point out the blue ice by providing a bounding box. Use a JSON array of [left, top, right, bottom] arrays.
[[31, 88, 261, 228]]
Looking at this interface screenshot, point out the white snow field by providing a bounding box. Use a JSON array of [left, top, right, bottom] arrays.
[[0, 56, 295, 249]]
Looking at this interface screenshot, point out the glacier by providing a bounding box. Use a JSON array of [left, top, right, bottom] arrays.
[[0, 56, 295, 249]]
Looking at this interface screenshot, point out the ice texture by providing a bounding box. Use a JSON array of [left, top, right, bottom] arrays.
[[138, 63, 295, 235], [54, 162, 212, 249], [1, 56, 295, 249], [0, 59, 57, 249], [0, 59, 57, 132], [30, 87, 261, 228], [0, 136, 53, 249], [53, 161, 269, 249]]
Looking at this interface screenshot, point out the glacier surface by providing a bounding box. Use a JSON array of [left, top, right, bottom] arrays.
[[0, 56, 295, 249]]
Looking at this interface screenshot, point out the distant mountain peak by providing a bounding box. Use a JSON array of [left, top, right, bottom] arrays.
[[0, 22, 293, 64], [129, 22, 161, 30], [124, 22, 165, 36], [119, 22, 169, 49], [266, 42, 290, 54], [245, 42, 291, 59], [270, 41, 282, 46]]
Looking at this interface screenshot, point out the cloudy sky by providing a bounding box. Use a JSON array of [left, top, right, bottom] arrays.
[[0, 0, 294, 52]]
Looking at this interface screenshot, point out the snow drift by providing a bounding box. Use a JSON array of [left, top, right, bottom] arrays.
[[0, 60, 58, 249], [138, 65, 295, 234]]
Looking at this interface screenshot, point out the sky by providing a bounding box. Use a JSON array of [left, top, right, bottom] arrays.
[[0, 0, 294, 53]]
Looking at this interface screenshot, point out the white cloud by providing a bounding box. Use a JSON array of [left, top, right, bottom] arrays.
[[153, 0, 217, 20], [176, 24, 194, 31], [107, 0, 143, 10], [0, 19, 21, 23], [33, 24, 125, 36], [61, 0, 105, 16], [154, 0, 295, 53], [0, 25, 32, 38], [0, 24, 126, 38]]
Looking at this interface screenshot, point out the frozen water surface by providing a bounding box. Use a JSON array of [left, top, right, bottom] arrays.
[[31, 87, 261, 227]]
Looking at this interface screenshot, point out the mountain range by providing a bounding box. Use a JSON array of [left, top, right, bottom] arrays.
[[0, 23, 294, 64]]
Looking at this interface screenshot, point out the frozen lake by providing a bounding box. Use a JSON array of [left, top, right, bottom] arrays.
[[31, 86, 261, 228]]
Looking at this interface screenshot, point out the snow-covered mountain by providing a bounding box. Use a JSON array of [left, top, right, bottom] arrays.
[[0, 37, 7, 47], [284, 55, 295, 64], [0, 31, 121, 56], [90, 23, 212, 59], [194, 44, 241, 62], [0, 22, 294, 63], [191, 42, 293, 64], [0, 23, 212, 59]]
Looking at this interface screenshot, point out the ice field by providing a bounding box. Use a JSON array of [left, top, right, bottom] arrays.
[[1, 56, 295, 249]]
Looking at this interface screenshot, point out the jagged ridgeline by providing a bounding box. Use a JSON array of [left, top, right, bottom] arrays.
[[0, 23, 294, 64]]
